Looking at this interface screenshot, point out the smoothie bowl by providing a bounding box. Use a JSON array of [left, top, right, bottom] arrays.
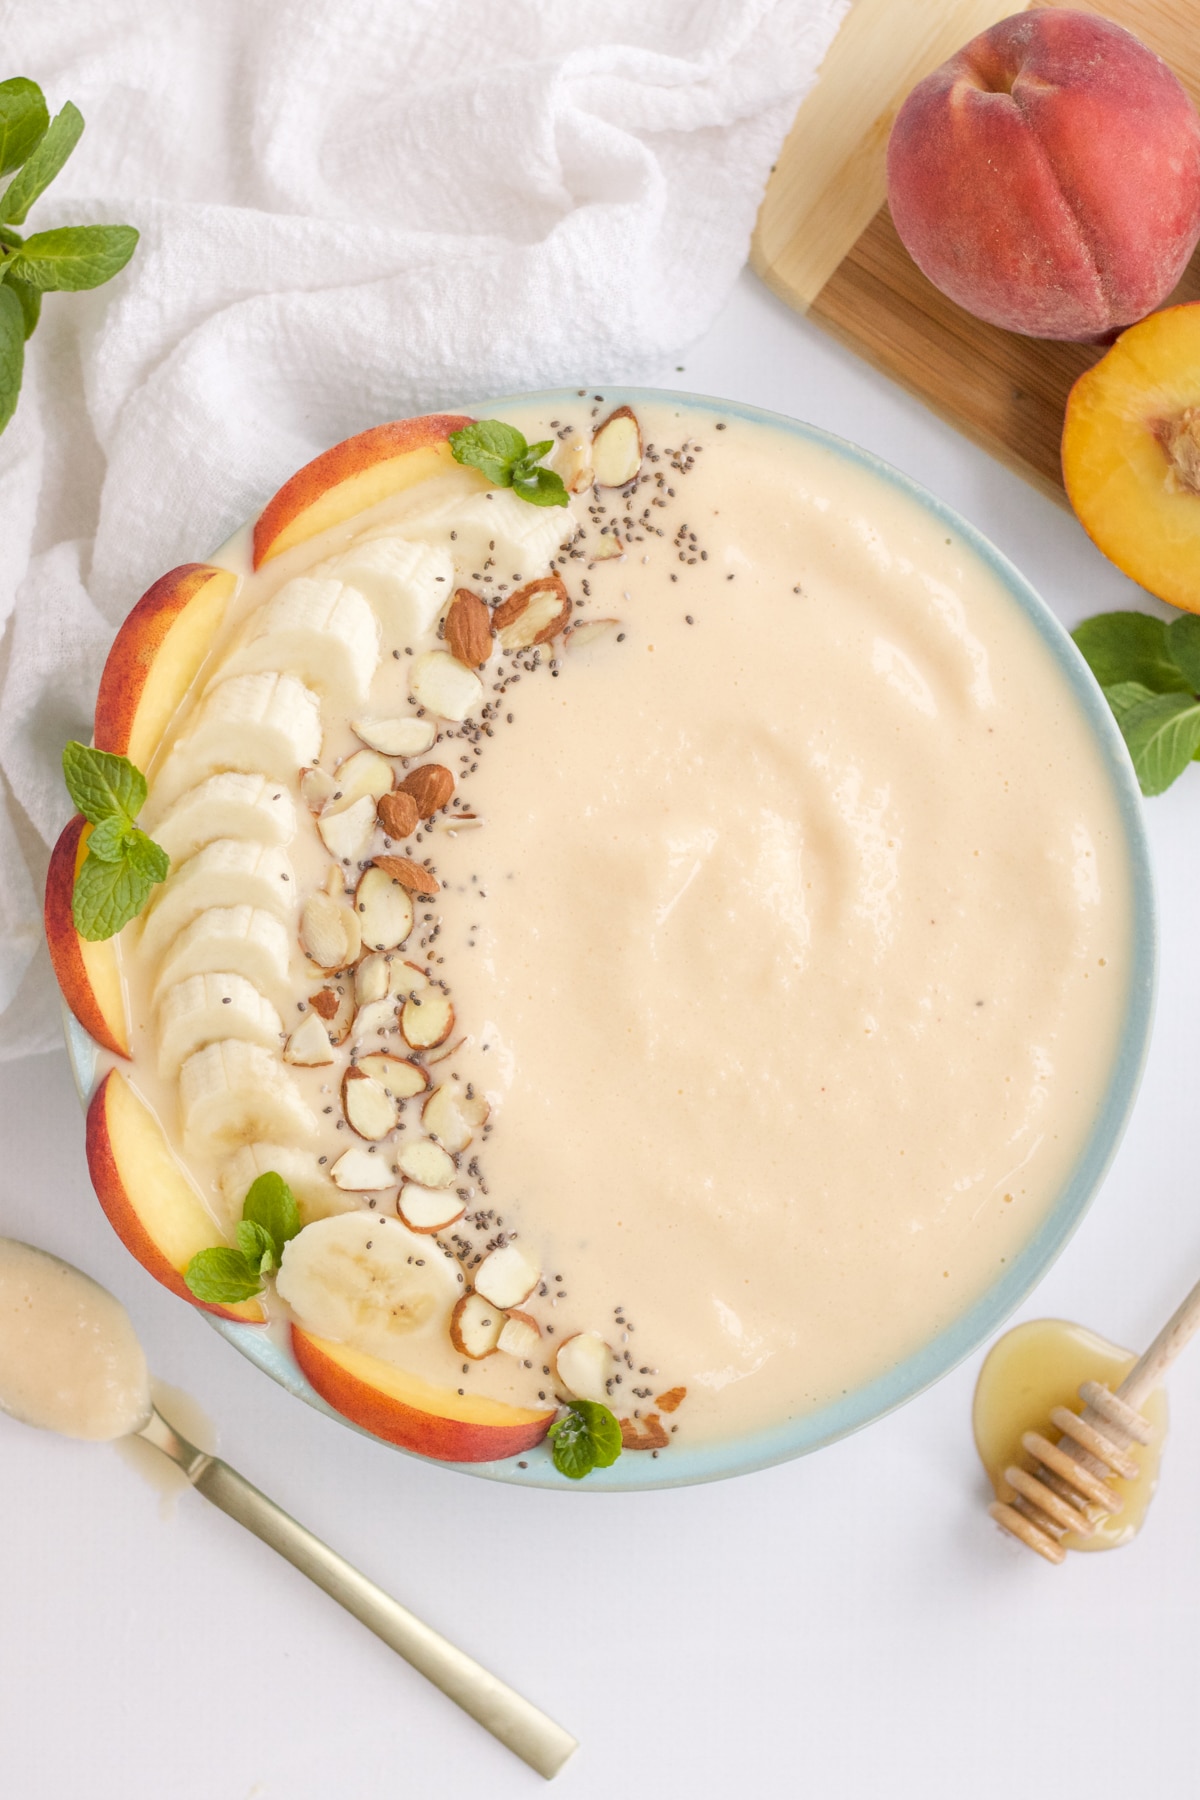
[[47, 390, 1155, 1489]]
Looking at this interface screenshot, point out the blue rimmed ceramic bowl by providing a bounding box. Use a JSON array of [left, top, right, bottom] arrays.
[[65, 388, 1156, 1490]]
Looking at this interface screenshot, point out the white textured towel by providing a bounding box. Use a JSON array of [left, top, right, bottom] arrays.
[[0, 0, 844, 1056]]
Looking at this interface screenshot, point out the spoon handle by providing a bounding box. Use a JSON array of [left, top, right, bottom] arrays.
[[139, 1410, 575, 1779]]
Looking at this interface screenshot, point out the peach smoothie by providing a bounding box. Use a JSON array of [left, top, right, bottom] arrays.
[[49, 396, 1134, 1463]]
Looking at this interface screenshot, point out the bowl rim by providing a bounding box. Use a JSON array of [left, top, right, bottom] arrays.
[[65, 385, 1157, 1492]]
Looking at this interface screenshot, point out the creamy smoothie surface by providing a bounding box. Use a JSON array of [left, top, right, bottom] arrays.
[[115, 398, 1133, 1450], [0, 1239, 150, 1439]]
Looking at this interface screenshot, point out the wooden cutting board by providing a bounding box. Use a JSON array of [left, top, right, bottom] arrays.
[[752, 0, 1200, 505]]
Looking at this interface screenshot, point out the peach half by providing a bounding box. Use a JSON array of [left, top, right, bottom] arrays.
[[1062, 303, 1200, 613], [252, 414, 476, 569], [44, 815, 130, 1058], [86, 1068, 265, 1324], [291, 1328, 555, 1462], [94, 563, 239, 771]]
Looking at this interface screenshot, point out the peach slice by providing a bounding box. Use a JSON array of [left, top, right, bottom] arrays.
[[1062, 304, 1200, 613], [44, 815, 130, 1058], [252, 415, 476, 569], [86, 1068, 264, 1324], [291, 1327, 555, 1461], [93, 563, 238, 769]]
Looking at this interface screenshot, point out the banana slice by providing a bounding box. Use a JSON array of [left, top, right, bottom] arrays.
[[151, 905, 294, 1014], [179, 1040, 317, 1154], [218, 1144, 353, 1230], [276, 1210, 461, 1361], [218, 578, 379, 709], [145, 672, 321, 820], [319, 537, 453, 647], [154, 772, 297, 865], [392, 488, 570, 585], [138, 839, 297, 964], [156, 972, 284, 1078]]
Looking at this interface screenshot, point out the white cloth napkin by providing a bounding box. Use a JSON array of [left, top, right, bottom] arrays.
[[0, 0, 845, 1057]]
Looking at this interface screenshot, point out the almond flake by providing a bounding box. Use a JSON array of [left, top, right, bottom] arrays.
[[422, 1082, 488, 1153], [400, 988, 454, 1050], [351, 717, 436, 758], [394, 1136, 456, 1189], [316, 793, 376, 862], [342, 1066, 398, 1141], [355, 864, 414, 952], [588, 535, 625, 565], [474, 1242, 540, 1310], [373, 855, 438, 897], [301, 893, 361, 972], [493, 575, 571, 651], [357, 1052, 428, 1099], [308, 988, 340, 1020], [300, 766, 336, 812], [377, 790, 419, 840], [592, 405, 643, 487], [497, 1310, 540, 1359], [330, 1146, 394, 1191], [409, 649, 483, 722], [445, 587, 493, 669], [323, 749, 394, 813], [450, 1292, 504, 1359], [555, 1331, 613, 1404], [284, 1011, 334, 1066], [398, 1183, 465, 1234], [567, 617, 620, 651]]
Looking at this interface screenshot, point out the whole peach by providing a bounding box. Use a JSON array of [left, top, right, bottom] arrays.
[[886, 9, 1200, 341]]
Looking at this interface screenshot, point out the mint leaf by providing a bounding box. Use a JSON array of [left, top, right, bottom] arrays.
[[62, 741, 147, 825], [242, 1171, 302, 1254], [511, 463, 569, 508], [1118, 692, 1200, 797], [1103, 680, 1157, 725], [184, 1247, 264, 1305], [1072, 611, 1191, 695], [5, 274, 39, 339], [450, 419, 528, 487], [123, 827, 169, 884], [0, 79, 48, 178], [71, 850, 159, 941], [1165, 614, 1200, 693], [0, 282, 23, 434], [235, 1218, 277, 1275], [12, 223, 138, 293], [548, 1399, 623, 1479], [0, 101, 83, 227], [85, 814, 133, 863]]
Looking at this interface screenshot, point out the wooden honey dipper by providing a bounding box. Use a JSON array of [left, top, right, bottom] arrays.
[[990, 1273, 1200, 1564]]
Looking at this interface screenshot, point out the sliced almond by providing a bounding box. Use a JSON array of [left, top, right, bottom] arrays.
[[422, 1083, 488, 1154], [401, 988, 454, 1050], [424, 1033, 465, 1066], [308, 988, 340, 1020], [325, 985, 357, 1046], [567, 617, 620, 651], [497, 1310, 540, 1359], [341, 1066, 398, 1141], [373, 855, 438, 898], [323, 749, 394, 814], [553, 436, 593, 494], [398, 1183, 465, 1234], [350, 997, 398, 1042], [656, 1386, 687, 1414], [316, 792, 376, 862], [474, 1242, 540, 1309], [399, 961, 431, 996], [493, 575, 570, 651], [354, 953, 390, 1007], [397, 764, 455, 819], [592, 405, 643, 487], [356, 864, 414, 952], [351, 717, 436, 758], [588, 534, 625, 565], [409, 649, 483, 722], [330, 1146, 394, 1191], [450, 1291, 504, 1360], [284, 1011, 334, 1066], [301, 893, 362, 971], [394, 1136, 456, 1189], [300, 766, 336, 811], [377, 790, 419, 840], [357, 1052, 428, 1099], [445, 587, 493, 669], [554, 1330, 613, 1404], [619, 1413, 670, 1451], [432, 813, 482, 835]]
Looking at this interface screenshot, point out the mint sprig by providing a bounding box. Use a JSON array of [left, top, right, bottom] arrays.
[[1072, 610, 1200, 796], [548, 1399, 623, 1480], [0, 78, 137, 438], [185, 1173, 302, 1305], [62, 741, 169, 940], [449, 420, 569, 509]]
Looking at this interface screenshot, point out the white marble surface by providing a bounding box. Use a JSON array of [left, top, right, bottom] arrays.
[[3, 270, 1198, 1800]]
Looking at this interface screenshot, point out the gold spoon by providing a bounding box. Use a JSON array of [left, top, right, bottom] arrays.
[[0, 1237, 576, 1780]]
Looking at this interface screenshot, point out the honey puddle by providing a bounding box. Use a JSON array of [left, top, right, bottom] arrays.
[[114, 1381, 217, 1521], [973, 1318, 1168, 1551]]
